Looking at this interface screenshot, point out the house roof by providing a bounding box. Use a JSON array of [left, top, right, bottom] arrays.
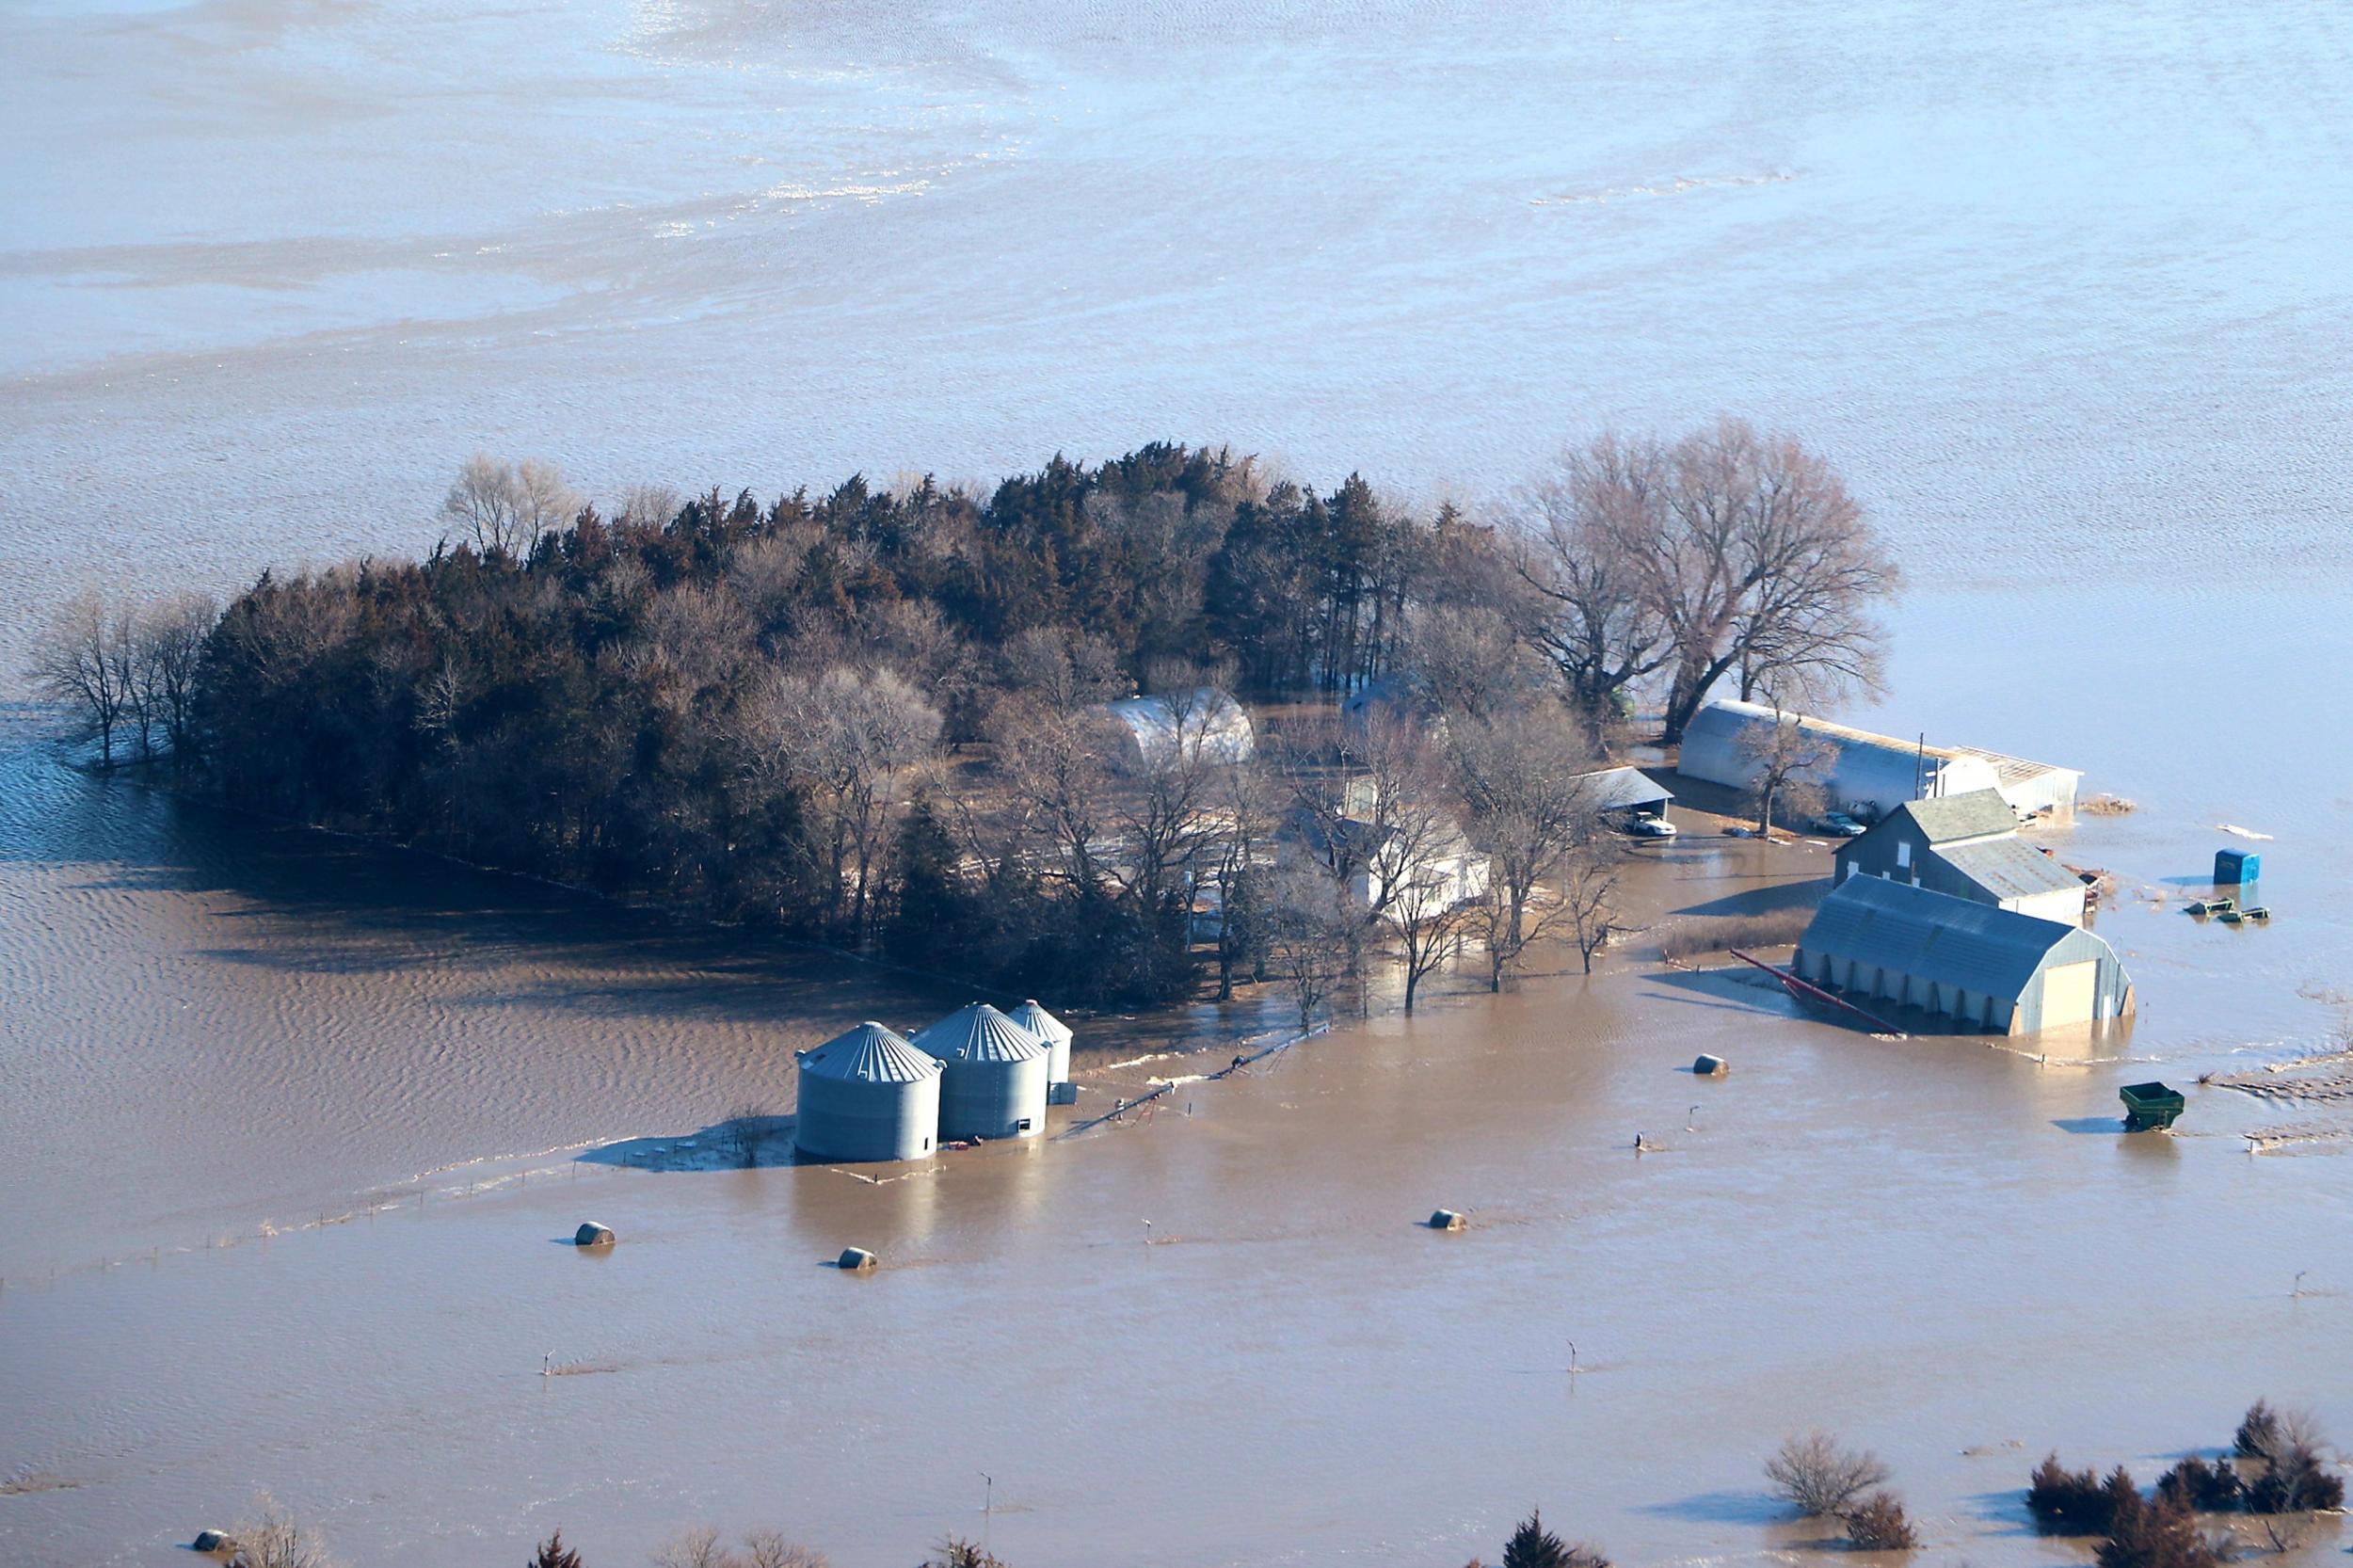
[[1936, 835, 2085, 903], [909, 1002, 1048, 1064], [799, 1021, 941, 1084], [1799, 876, 2083, 999], [1889, 788, 2019, 844], [1575, 766, 1674, 811]]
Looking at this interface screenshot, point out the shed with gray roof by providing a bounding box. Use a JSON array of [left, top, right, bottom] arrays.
[[1834, 788, 2086, 924], [1794, 877, 2133, 1036]]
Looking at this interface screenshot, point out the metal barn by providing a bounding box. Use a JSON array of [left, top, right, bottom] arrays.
[[793, 1021, 943, 1163], [910, 1002, 1051, 1142], [1834, 789, 2087, 925], [1679, 699, 2078, 819], [1794, 876, 2134, 1036]]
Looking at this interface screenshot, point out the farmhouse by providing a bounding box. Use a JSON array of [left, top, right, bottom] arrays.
[[1794, 876, 2134, 1036], [1834, 789, 2087, 925]]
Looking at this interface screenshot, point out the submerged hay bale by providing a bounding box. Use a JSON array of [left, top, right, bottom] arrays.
[[837, 1246, 879, 1271], [1428, 1208, 1466, 1232], [1693, 1053, 1728, 1077], [192, 1529, 232, 1554], [573, 1222, 616, 1247]]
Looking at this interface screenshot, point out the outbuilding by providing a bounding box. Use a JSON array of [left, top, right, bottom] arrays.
[[1678, 699, 2076, 820], [1793, 876, 2134, 1036], [1101, 688, 1255, 768], [794, 1021, 943, 1164], [1573, 765, 1675, 822], [910, 1002, 1051, 1142], [1835, 789, 2087, 925]]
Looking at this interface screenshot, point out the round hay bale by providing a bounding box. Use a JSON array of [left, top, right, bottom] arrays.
[[193, 1529, 232, 1554], [573, 1222, 616, 1247], [1692, 1053, 1728, 1077], [1428, 1208, 1466, 1232], [837, 1246, 878, 1271]]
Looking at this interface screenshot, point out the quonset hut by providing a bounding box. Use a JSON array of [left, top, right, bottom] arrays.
[[1005, 1000, 1074, 1085], [1794, 877, 2134, 1036], [910, 1002, 1051, 1142], [793, 1021, 943, 1163], [1679, 699, 2079, 820]]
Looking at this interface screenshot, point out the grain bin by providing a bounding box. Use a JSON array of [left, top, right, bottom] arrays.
[[794, 1021, 943, 1163], [910, 1002, 1050, 1142], [1005, 999, 1075, 1084]]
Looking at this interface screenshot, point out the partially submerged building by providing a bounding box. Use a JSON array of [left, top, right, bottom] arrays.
[[1794, 876, 2134, 1035], [1005, 999, 1074, 1086], [1101, 688, 1255, 768], [793, 1021, 943, 1163], [1574, 765, 1674, 823], [1835, 789, 2087, 925], [1678, 699, 2079, 820], [909, 1002, 1051, 1142], [1281, 803, 1491, 914]]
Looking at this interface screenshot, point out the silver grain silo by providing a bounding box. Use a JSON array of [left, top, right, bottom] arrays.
[[794, 1021, 943, 1163], [1005, 999, 1074, 1085], [910, 1002, 1050, 1142]]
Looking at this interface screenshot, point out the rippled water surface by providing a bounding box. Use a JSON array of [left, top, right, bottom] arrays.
[[5, 1, 2353, 1564]]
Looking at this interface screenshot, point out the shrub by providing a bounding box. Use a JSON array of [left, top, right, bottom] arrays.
[[532, 1533, 584, 1568], [2154, 1457, 2243, 1512], [1844, 1492, 1919, 1551], [923, 1543, 1008, 1568], [1768, 1431, 1893, 1517], [2235, 1400, 2282, 1460], [2027, 1455, 2123, 1534], [1500, 1512, 1609, 1568], [2096, 1487, 2222, 1568], [2247, 1445, 2345, 1514]]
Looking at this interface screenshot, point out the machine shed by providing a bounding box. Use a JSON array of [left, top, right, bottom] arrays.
[[1794, 877, 2133, 1036], [1835, 789, 2087, 925], [1678, 699, 2075, 820]]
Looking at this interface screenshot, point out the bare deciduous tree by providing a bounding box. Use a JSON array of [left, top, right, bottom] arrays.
[[441, 453, 583, 560], [743, 664, 942, 936], [738, 1528, 827, 1568], [137, 591, 217, 765], [226, 1494, 343, 1568], [1737, 708, 1836, 836], [28, 588, 136, 766], [1512, 436, 1675, 731], [1264, 863, 1354, 1030], [1767, 1430, 1893, 1517], [1448, 705, 1606, 989], [651, 1526, 732, 1568]]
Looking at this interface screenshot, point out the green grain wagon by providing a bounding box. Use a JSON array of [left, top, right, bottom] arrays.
[[2120, 1080, 2185, 1131]]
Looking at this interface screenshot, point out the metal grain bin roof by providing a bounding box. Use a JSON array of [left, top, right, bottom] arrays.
[[1890, 789, 2019, 845], [799, 1021, 941, 1084], [1005, 1000, 1074, 1046], [1799, 876, 2077, 999], [1935, 835, 2086, 902], [910, 1002, 1048, 1064]]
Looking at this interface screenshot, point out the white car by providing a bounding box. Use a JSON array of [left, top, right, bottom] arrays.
[[1625, 816, 1677, 840]]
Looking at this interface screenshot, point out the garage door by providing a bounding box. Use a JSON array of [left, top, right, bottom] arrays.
[[2039, 960, 2098, 1029]]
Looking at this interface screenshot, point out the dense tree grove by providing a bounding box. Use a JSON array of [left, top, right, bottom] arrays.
[[31, 427, 1897, 1008]]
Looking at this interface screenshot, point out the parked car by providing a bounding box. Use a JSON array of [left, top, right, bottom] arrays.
[[1624, 816, 1677, 840], [1814, 812, 1866, 838]]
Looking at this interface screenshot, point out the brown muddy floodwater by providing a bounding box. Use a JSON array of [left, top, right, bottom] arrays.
[[5, 582, 2353, 1568]]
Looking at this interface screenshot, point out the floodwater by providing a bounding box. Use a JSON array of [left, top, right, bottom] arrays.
[[7, 0, 2353, 1563]]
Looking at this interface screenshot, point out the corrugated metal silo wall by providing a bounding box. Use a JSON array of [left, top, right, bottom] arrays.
[[1043, 1034, 1070, 1085], [938, 1054, 1050, 1141], [795, 1063, 941, 1162]]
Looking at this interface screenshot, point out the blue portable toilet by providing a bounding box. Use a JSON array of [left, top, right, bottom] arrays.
[[2216, 848, 2261, 884]]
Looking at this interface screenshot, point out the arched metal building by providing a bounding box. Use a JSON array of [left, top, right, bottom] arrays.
[[793, 1021, 943, 1163], [1679, 698, 2005, 818], [911, 1002, 1050, 1142], [1005, 1000, 1074, 1085]]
